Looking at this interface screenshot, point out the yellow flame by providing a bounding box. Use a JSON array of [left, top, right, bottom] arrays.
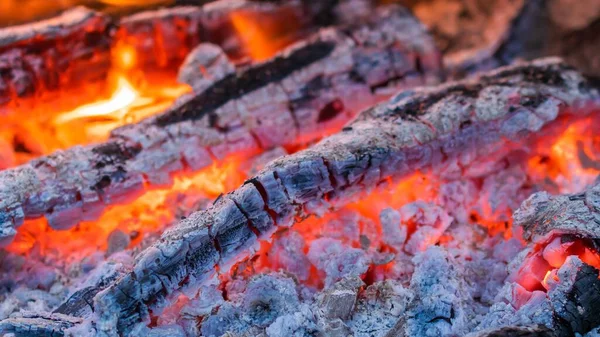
[[54, 76, 138, 124]]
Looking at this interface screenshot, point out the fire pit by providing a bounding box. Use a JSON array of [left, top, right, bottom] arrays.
[[0, 1, 599, 337]]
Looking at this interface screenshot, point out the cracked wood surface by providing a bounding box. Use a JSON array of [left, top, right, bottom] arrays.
[[88, 59, 599, 336]]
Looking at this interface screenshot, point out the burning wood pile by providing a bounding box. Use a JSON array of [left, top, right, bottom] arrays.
[[0, 0, 599, 336]]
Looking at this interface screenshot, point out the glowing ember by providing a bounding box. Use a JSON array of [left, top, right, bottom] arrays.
[[6, 154, 248, 260], [516, 237, 600, 295]]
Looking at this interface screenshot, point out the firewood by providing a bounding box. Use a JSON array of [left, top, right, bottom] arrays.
[[90, 59, 599, 336], [0, 7, 112, 108], [0, 5, 440, 246]]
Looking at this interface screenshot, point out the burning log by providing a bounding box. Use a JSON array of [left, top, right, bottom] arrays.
[[0, 7, 112, 110], [0, 5, 440, 246], [87, 59, 599, 335], [0, 0, 343, 116]]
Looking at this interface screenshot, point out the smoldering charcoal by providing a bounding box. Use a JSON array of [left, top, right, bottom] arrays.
[[0, 1, 599, 337]]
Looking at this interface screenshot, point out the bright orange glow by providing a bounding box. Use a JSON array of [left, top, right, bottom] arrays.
[[54, 76, 138, 125], [527, 116, 600, 194], [541, 270, 559, 290], [114, 43, 138, 71], [517, 237, 600, 297], [230, 8, 302, 61], [6, 155, 248, 261]]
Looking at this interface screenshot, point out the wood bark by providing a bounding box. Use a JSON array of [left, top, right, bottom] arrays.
[[88, 59, 599, 336]]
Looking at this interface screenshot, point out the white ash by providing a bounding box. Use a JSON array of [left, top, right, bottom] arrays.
[[200, 273, 300, 336], [268, 230, 311, 282], [347, 279, 413, 336], [166, 199, 522, 337], [399, 201, 453, 254], [307, 237, 370, 287]]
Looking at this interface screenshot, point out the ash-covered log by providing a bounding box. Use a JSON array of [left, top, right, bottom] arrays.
[[88, 59, 599, 335], [0, 7, 113, 110], [0, 5, 440, 245]]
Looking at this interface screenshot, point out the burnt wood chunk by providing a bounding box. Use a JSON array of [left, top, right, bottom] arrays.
[[0, 312, 82, 337], [177, 43, 236, 93], [0, 7, 112, 108], [90, 59, 600, 335], [514, 181, 600, 242], [466, 325, 555, 337], [551, 261, 600, 336], [0, 5, 440, 246]]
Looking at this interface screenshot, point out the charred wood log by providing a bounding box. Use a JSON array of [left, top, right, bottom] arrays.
[[0, 5, 440, 245], [114, 1, 307, 68], [0, 312, 82, 337], [0, 7, 113, 110], [466, 325, 555, 337], [0, 0, 347, 114], [88, 59, 599, 335]]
